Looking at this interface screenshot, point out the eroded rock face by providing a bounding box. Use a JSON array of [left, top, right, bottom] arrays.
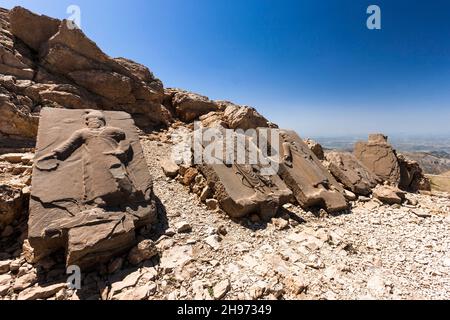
[[325, 151, 380, 196], [28, 108, 157, 269], [274, 130, 348, 213], [398, 154, 431, 192], [197, 130, 292, 220], [0, 6, 169, 143], [354, 134, 401, 186]]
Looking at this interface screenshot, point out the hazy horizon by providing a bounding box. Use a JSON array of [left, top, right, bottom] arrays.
[[3, 0, 450, 137]]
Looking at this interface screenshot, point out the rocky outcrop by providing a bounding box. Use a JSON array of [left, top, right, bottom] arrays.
[[0, 6, 170, 143], [304, 139, 325, 160], [398, 154, 431, 192], [354, 134, 401, 186], [325, 151, 380, 196]]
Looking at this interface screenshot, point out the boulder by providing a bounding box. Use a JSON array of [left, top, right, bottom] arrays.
[[167, 88, 219, 122], [354, 134, 401, 186], [325, 151, 380, 196], [28, 108, 157, 269], [272, 130, 348, 213], [9, 6, 60, 52], [304, 138, 325, 160], [372, 185, 406, 205], [221, 101, 271, 130]]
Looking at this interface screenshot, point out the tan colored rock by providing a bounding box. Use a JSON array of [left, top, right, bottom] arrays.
[[397, 154, 431, 192], [372, 185, 406, 205], [213, 279, 231, 300], [274, 130, 348, 212], [128, 240, 158, 265], [304, 138, 325, 160], [222, 101, 270, 130], [17, 283, 67, 300], [9, 6, 60, 51], [197, 130, 292, 219], [354, 134, 401, 185], [0, 184, 25, 229], [326, 151, 380, 196], [183, 167, 199, 186], [167, 89, 219, 122], [28, 108, 157, 269], [161, 158, 179, 178]]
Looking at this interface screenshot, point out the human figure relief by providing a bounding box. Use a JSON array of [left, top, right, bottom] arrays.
[[36, 110, 138, 208]]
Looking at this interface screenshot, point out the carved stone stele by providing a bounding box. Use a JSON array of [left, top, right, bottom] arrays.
[[271, 130, 348, 213], [29, 108, 156, 269], [196, 129, 292, 220]]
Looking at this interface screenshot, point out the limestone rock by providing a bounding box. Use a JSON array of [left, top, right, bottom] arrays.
[[128, 240, 158, 265], [213, 279, 231, 300], [354, 134, 401, 186], [326, 151, 380, 196], [372, 185, 406, 205], [0, 184, 25, 229]]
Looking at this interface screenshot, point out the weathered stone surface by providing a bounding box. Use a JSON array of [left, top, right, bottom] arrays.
[[166, 88, 219, 122], [304, 139, 325, 160], [372, 185, 406, 205], [28, 108, 157, 269], [128, 239, 158, 265], [160, 158, 179, 178], [197, 130, 292, 219], [0, 6, 169, 141], [354, 134, 401, 186], [9, 6, 60, 52], [274, 130, 348, 212], [17, 283, 67, 300], [398, 154, 431, 192], [325, 151, 380, 196], [221, 101, 271, 130]]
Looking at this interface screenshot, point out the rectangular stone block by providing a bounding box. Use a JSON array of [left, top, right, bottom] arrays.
[[195, 129, 292, 220], [29, 108, 156, 269]]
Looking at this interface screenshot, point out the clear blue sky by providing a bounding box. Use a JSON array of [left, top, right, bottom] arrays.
[[3, 0, 450, 137]]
